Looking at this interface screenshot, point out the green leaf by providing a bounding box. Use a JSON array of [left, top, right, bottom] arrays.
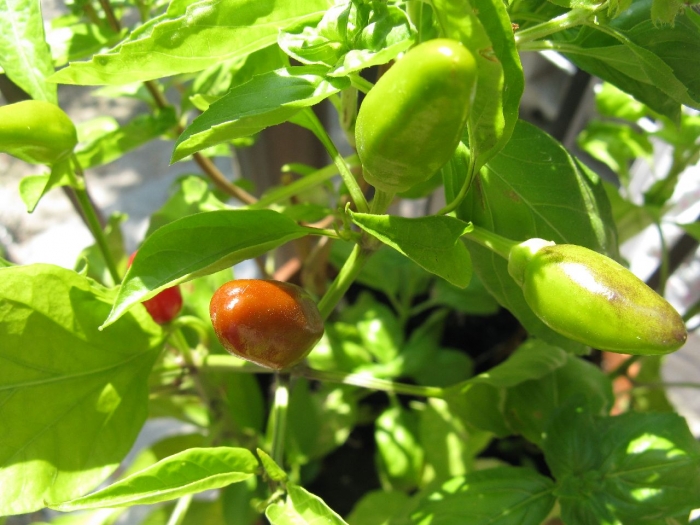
[[430, 274, 500, 316], [350, 212, 473, 288], [0, 0, 56, 102], [172, 65, 348, 161], [679, 221, 700, 242], [190, 45, 287, 102], [630, 356, 675, 412], [375, 404, 425, 492], [19, 157, 81, 213], [266, 483, 349, 525], [545, 408, 700, 523], [257, 448, 287, 482], [104, 209, 308, 327], [504, 355, 614, 445], [419, 397, 492, 486], [75, 108, 177, 169], [0, 264, 164, 515], [49, 0, 329, 85], [340, 292, 403, 365], [557, 1, 700, 120], [602, 181, 657, 243], [547, 0, 604, 7], [444, 339, 569, 435], [330, 3, 415, 77], [347, 490, 411, 525], [279, 1, 415, 76], [285, 381, 357, 466], [595, 81, 649, 121], [53, 447, 257, 510], [307, 321, 376, 373], [432, 0, 524, 169], [47, 21, 125, 68], [577, 119, 653, 185], [390, 467, 556, 525], [459, 120, 617, 352], [146, 175, 228, 236]]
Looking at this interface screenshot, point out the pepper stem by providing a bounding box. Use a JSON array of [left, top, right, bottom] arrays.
[[461, 226, 519, 260]]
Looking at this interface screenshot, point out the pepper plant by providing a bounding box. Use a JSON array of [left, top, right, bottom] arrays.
[[1, 0, 700, 523]]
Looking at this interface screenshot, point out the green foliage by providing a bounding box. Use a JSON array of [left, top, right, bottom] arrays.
[[1, 0, 697, 523]]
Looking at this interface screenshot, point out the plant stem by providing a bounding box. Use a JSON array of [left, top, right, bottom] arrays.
[[295, 366, 446, 398], [71, 158, 121, 284], [303, 227, 341, 240], [317, 243, 369, 320], [301, 108, 369, 213], [349, 74, 374, 94], [170, 328, 211, 408], [142, 78, 257, 204], [269, 373, 291, 467], [166, 494, 193, 525], [369, 189, 395, 215], [98, 0, 121, 32], [514, 5, 605, 45], [461, 225, 518, 260]]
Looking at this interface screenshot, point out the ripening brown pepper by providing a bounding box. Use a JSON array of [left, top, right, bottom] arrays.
[[209, 279, 324, 370]]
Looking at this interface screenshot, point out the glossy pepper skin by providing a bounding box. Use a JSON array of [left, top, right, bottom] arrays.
[[0, 100, 77, 165], [127, 252, 183, 324], [209, 279, 325, 370], [508, 239, 687, 355], [355, 38, 477, 194]]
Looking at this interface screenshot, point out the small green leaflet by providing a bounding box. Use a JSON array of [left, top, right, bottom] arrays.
[[266, 483, 349, 525], [52, 447, 258, 510]]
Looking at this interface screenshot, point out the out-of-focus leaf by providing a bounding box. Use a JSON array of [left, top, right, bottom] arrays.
[[390, 467, 556, 525], [375, 404, 424, 492], [76, 108, 177, 168]]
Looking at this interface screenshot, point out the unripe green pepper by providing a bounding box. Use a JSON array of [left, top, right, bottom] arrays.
[[0, 100, 77, 165], [355, 38, 477, 194], [508, 239, 687, 355]]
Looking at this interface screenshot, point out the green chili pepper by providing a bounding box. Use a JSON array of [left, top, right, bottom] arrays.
[[355, 38, 477, 194], [508, 239, 687, 355], [0, 100, 77, 165]]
